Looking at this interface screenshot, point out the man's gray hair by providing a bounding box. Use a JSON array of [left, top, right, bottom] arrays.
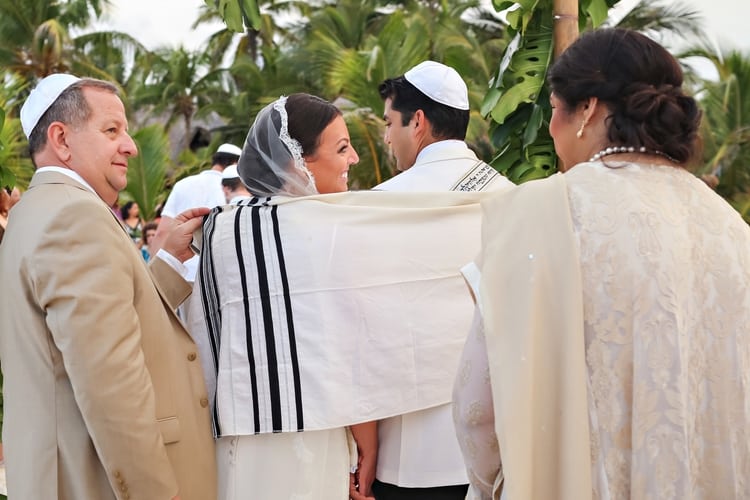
[[28, 78, 119, 156]]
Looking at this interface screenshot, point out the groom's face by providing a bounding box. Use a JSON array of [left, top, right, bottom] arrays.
[[382, 97, 419, 172]]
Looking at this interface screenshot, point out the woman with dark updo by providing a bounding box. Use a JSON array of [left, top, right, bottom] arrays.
[[453, 28, 750, 500]]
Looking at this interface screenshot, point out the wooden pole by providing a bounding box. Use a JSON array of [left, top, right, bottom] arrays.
[[553, 0, 579, 58], [552, 0, 579, 172]]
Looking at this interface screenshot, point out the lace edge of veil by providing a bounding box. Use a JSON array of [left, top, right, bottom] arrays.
[[273, 96, 317, 192]]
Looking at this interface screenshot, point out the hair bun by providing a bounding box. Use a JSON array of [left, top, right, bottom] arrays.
[[608, 81, 700, 163]]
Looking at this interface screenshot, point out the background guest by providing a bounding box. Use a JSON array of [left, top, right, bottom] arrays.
[[140, 221, 158, 261], [120, 200, 143, 244], [151, 142, 241, 283]]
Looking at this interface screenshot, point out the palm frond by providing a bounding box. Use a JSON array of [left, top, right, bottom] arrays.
[[124, 125, 172, 220], [609, 0, 703, 43]]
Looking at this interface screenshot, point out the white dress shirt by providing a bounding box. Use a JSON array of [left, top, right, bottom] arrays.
[[374, 141, 512, 487], [161, 169, 226, 281]]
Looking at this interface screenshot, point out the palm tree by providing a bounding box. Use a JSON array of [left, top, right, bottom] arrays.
[[195, 0, 303, 69], [608, 0, 703, 42], [0, 105, 9, 190], [73, 30, 149, 86], [0, 0, 113, 79], [0, 0, 137, 189], [286, 0, 508, 186], [122, 125, 172, 221], [0, 72, 32, 190], [128, 47, 221, 150], [204, 0, 510, 188], [683, 45, 750, 221]]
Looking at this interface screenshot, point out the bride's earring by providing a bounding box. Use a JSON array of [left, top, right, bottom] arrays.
[[576, 121, 586, 139]]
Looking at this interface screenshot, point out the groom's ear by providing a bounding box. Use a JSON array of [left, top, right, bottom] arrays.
[[412, 109, 432, 140]]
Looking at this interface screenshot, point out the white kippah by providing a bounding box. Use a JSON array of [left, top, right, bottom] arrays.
[[404, 61, 469, 110], [20, 73, 81, 139], [222, 164, 240, 179], [217, 143, 242, 156]]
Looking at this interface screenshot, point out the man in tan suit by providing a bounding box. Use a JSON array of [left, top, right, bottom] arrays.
[[0, 74, 217, 499]]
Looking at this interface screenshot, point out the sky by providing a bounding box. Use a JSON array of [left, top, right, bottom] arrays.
[[93, 0, 222, 50], [96, 0, 749, 64]]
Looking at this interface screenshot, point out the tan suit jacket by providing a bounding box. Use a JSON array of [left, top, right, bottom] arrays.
[[0, 171, 217, 499]]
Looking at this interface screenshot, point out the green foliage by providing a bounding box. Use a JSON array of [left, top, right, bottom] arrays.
[[123, 125, 171, 221], [486, 0, 619, 183], [206, 0, 261, 32], [0, 0, 745, 211], [685, 46, 750, 222], [485, 9, 556, 182], [0, 73, 33, 190], [278, 0, 507, 187], [0, 105, 11, 190], [0, 0, 115, 79], [0, 119, 16, 192], [343, 106, 392, 188], [610, 0, 702, 42]]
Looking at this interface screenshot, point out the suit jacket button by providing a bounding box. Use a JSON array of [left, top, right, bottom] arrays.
[[187, 352, 197, 361], [200, 397, 209, 408]]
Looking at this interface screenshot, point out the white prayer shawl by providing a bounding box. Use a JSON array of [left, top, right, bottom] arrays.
[[188, 190, 493, 436]]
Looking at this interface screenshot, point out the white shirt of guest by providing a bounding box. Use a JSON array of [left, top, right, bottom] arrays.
[[161, 169, 226, 281], [374, 140, 512, 488]]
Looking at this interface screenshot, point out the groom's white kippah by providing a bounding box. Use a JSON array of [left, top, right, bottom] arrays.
[[21, 73, 81, 139], [404, 61, 469, 110]]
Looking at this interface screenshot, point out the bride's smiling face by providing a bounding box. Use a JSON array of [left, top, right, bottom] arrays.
[[304, 115, 359, 194]]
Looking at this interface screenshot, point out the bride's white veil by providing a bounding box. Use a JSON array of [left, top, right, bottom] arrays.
[[237, 96, 318, 197]]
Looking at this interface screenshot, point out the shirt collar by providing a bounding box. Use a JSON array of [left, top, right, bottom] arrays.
[[415, 140, 467, 163]]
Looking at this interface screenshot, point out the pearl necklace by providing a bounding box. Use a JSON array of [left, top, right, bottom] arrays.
[[588, 146, 678, 163]]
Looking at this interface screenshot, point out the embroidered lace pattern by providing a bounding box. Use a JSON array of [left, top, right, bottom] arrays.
[[453, 308, 501, 499], [566, 162, 750, 499], [273, 96, 317, 192]]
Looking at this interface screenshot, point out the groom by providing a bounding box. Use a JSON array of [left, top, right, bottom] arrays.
[[373, 61, 513, 499]]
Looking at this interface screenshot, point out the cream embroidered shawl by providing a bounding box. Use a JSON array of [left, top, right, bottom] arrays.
[[478, 162, 750, 499]]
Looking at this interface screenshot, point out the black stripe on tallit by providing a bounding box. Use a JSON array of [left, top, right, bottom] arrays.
[[270, 205, 304, 430], [199, 206, 223, 436], [251, 205, 283, 431], [235, 206, 262, 434]]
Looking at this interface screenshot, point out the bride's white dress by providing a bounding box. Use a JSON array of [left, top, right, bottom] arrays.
[[217, 428, 352, 500]]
